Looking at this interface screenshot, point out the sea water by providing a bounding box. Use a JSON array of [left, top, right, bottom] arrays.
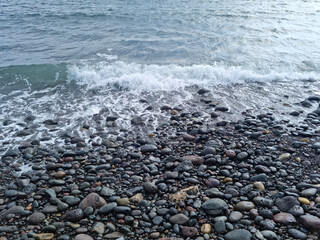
[[1, 0, 320, 146]]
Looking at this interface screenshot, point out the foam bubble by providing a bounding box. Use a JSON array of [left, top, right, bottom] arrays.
[[67, 61, 320, 92]]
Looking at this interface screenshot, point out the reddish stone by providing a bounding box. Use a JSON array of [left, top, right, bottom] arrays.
[[183, 155, 204, 165], [181, 226, 198, 238], [226, 150, 236, 159], [273, 213, 296, 225]]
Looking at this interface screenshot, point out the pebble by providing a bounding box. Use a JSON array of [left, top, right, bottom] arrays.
[[141, 144, 158, 153], [234, 201, 255, 211], [279, 153, 291, 160], [169, 213, 189, 224], [273, 213, 296, 225], [202, 198, 228, 216], [288, 229, 308, 239], [181, 226, 198, 238], [228, 211, 243, 222], [33, 233, 55, 240], [253, 181, 265, 191], [300, 215, 320, 230], [298, 197, 310, 205], [260, 230, 279, 240], [65, 208, 83, 222], [143, 182, 158, 193], [74, 234, 94, 240], [91, 222, 105, 234], [275, 196, 299, 212], [200, 223, 212, 234], [301, 188, 317, 197], [224, 229, 252, 240], [79, 193, 106, 209]]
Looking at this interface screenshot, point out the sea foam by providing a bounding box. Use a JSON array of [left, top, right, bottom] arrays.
[[67, 61, 320, 92]]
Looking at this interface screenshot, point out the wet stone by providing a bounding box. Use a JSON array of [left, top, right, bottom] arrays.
[[275, 196, 299, 212], [29, 212, 46, 224], [201, 198, 228, 216], [141, 144, 158, 153], [65, 208, 84, 222], [214, 220, 226, 234], [181, 226, 198, 238], [288, 229, 308, 239], [169, 213, 189, 225], [228, 211, 243, 222], [100, 187, 116, 197], [250, 173, 268, 182], [98, 202, 117, 214], [0, 226, 18, 233], [224, 229, 252, 240], [300, 215, 320, 230], [74, 234, 94, 240], [79, 193, 106, 209], [288, 205, 304, 217], [143, 182, 158, 193], [273, 213, 296, 225], [234, 201, 255, 211], [261, 230, 279, 240], [301, 188, 317, 197]]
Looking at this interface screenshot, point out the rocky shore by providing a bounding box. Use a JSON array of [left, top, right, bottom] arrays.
[[1, 92, 320, 240]]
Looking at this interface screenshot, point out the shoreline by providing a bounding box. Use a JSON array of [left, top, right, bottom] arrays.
[[1, 93, 320, 240]]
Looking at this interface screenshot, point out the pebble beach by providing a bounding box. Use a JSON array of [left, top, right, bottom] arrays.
[[1, 89, 320, 240]]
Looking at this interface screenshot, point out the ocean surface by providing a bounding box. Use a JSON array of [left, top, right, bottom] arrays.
[[1, 0, 320, 146]]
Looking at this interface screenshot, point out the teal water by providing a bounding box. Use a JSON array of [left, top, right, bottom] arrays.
[[1, 0, 320, 146]]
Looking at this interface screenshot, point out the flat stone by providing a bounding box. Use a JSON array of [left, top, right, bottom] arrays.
[[79, 193, 106, 209], [183, 134, 195, 141], [301, 188, 317, 197], [149, 232, 160, 239], [200, 223, 212, 234], [275, 196, 299, 212], [143, 182, 158, 194], [98, 202, 117, 214], [29, 212, 46, 224], [0, 206, 24, 219], [202, 198, 228, 216], [288, 205, 304, 217], [169, 213, 189, 225], [234, 201, 255, 211], [214, 220, 226, 234], [65, 208, 83, 222], [261, 230, 279, 240], [43, 204, 59, 214], [253, 181, 265, 191], [279, 153, 291, 160], [34, 233, 55, 240], [181, 226, 198, 238], [224, 229, 252, 240], [201, 147, 216, 156], [130, 193, 143, 203], [74, 234, 94, 240], [91, 222, 105, 234], [250, 173, 268, 182], [141, 144, 157, 153], [116, 198, 130, 206], [100, 187, 115, 197], [300, 215, 320, 230], [104, 232, 124, 239], [298, 197, 310, 205], [114, 206, 131, 214], [288, 229, 308, 239], [228, 211, 243, 222], [0, 226, 18, 233], [183, 155, 204, 165], [273, 213, 296, 225]]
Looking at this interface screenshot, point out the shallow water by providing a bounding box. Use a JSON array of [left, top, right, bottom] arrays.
[[1, 0, 320, 147]]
